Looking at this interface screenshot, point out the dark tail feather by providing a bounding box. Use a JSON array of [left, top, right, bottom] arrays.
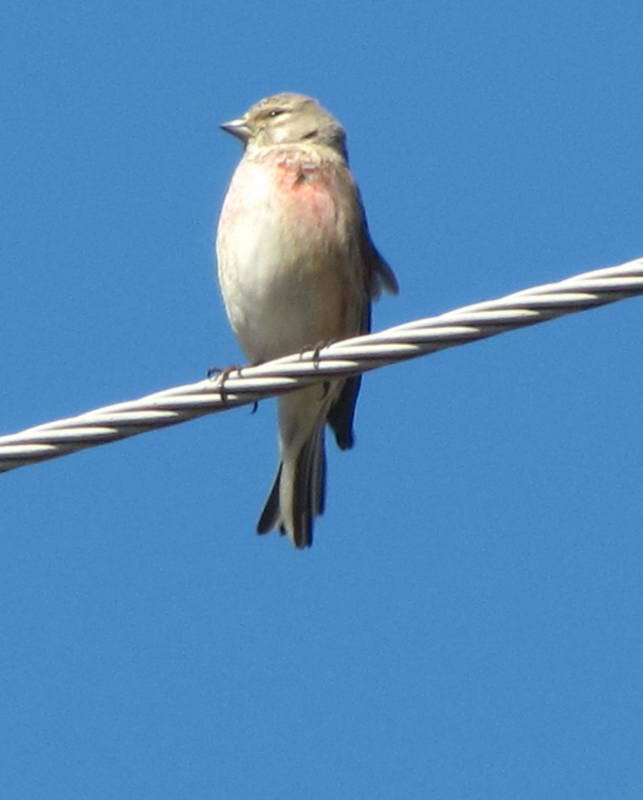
[[256, 428, 327, 549], [257, 464, 282, 535]]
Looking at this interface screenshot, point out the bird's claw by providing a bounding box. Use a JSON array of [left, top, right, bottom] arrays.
[[208, 364, 242, 403]]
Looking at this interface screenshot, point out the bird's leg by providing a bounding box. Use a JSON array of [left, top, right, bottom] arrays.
[[298, 339, 337, 368], [208, 363, 262, 412], [315, 341, 339, 399], [207, 364, 243, 404], [299, 341, 337, 398]]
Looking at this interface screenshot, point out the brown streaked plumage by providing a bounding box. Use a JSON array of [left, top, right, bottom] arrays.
[[216, 93, 398, 548]]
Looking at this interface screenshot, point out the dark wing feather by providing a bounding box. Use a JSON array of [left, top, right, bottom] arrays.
[[328, 191, 397, 449]]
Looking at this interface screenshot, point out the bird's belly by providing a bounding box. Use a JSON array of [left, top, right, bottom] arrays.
[[218, 184, 360, 362]]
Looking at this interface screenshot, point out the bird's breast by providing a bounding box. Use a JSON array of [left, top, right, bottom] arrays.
[[221, 157, 342, 248], [217, 154, 364, 361]]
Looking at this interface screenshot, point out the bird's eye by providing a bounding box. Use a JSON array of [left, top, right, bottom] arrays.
[[268, 109, 285, 118]]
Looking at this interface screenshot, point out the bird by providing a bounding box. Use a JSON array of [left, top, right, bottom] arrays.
[[216, 92, 398, 548]]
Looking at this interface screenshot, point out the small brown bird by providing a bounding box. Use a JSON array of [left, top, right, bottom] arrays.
[[216, 93, 398, 548]]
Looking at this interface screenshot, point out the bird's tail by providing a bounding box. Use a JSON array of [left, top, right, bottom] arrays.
[[256, 387, 330, 548], [257, 421, 327, 549]]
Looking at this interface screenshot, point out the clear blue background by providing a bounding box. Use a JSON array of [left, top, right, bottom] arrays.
[[2, 2, 642, 798]]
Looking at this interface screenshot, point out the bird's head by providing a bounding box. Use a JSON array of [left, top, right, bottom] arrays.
[[220, 93, 347, 158]]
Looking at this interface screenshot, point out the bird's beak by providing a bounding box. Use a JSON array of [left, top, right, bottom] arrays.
[[220, 117, 252, 142]]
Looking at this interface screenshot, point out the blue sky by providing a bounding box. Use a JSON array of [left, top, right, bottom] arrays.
[[2, 1, 642, 797]]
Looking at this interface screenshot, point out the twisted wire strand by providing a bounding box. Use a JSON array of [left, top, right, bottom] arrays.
[[1, 256, 642, 474]]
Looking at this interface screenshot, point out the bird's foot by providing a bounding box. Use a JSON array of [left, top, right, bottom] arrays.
[[208, 363, 261, 412], [207, 364, 243, 403], [299, 339, 336, 369]]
